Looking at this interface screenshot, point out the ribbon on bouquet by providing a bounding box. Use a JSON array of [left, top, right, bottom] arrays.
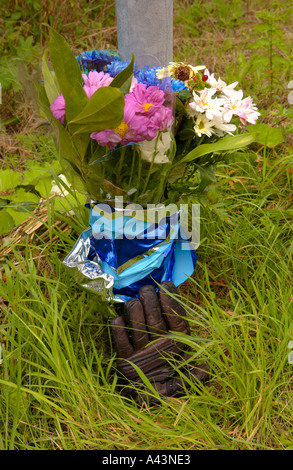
[[63, 201, 198, 302]]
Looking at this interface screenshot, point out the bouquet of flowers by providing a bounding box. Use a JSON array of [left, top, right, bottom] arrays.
[[37, 29, 260, 301]]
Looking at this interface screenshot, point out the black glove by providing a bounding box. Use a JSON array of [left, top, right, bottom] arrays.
[[110, 281, 209, 404]]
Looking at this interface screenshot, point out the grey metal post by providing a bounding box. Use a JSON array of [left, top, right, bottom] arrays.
[[116, 0, 173, 67]]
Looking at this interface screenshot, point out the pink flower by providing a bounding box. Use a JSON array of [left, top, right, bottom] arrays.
[[149, 106, 174, 132], [82, 71, 114, 98], [222, 90, 260, 125], [50, 94, 66, 124], [90, 100, 157, 149], [235, 96, 260, 125], [222, 90, 244, 123], [125, 83, 165, 115]]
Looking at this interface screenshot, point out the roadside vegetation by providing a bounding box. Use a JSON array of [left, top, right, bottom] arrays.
[[0, 0, 292, 450]]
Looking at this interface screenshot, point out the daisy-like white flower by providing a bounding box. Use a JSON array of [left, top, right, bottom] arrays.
[[193, 115, 216, 138], [211, 117, 237, 136], [204, 69, 238, 95], [188, 88, 225, 120]]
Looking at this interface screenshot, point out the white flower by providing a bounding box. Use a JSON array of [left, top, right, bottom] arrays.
[[188, 88, 225, 120], [50, 174, 71, 197], [193, 115, 236, 138], [193, 115, 216, 138], [222, 90, 260, 125], [222, 89, 244, 123], [211, 117, 237, 136], [204, 69, 238, 95], [138, 131, 172, 164]]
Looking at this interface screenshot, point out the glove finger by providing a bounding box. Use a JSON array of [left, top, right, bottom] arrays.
[[134, 363, 210, 405], [110, 316, 134, 358], [116, 336, 182, 380], [159, 281, 190, 334], [124, 298, 149, 351], [139, 285, 168, 338], [183, 360, 210, 383], [134, 377, 184, 405]]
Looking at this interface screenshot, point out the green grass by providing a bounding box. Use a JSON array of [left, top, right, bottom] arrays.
[[0, 0, 293, 451]]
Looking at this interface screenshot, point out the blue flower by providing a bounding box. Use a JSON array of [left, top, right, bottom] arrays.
[[171, 79, 188, 93], [135, 66, 160, 88], [106, 60, 130, 77], [76, 49, 120, 73]]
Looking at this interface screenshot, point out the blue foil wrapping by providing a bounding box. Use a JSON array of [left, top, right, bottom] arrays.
[[63, 202, 197, 302]]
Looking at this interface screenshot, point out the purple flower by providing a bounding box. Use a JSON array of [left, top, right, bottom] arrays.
[[50, 94, 66, 124], [90, 100, 157, 149], [150, 106, 174, 132], [125, 83, 165, 115], [82, 71, 114, 98]]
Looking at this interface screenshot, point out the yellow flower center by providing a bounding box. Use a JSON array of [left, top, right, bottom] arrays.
[[114, 121, 129, 137], [142, 102, 154, 112], [232, 105, 237, 109]]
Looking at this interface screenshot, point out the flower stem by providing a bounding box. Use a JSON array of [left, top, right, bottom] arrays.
[[128, 146, 136, 189], [141, 132, 160, 195], [116, 145, 126, 178]]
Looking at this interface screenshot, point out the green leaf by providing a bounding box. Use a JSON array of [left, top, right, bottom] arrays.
[[51, 160, 63, 174], [175, 96, 188, 115], [177, 128, 195, 140], [110, 52, 134, 91], [180, 133, 256, 163], [8, 188, 40, 204], [35, 82, 53, 120], [0, 170, 23, 192], [0, 210, 15, 236], [5, 208, 30, 227], [48, 28, 88, 122], [52, 192, 87, 212], [48, 28, 82, 100], [35, 177, 53, 199], [22, 165, 52, 185], [69, 86, 125, 134], [247, 123, 284, 148], [196, 164, 217, 182], [65, 81, 89, 129], [168, 163, 186, 183], [42, 49, 60, 105], [36, 83, 81, 164], [178, 89, 192, 100]]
